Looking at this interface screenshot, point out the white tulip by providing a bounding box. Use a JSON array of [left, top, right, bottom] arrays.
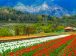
[[0, 35, 69, 53]]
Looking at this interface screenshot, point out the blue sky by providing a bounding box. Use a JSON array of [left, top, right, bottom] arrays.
[[0, 0, 76, 11], [54, 0, 76, 11]]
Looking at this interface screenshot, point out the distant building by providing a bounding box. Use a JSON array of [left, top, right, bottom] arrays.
[[64, 27, 76, 32], [64, 27, 73, 32]]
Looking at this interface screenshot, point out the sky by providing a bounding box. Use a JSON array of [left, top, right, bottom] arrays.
[[0, 0, 76, 11]]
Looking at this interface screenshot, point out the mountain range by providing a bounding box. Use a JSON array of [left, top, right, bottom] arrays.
[[14, 2, 70, 17], [0, 0, 76, 17]]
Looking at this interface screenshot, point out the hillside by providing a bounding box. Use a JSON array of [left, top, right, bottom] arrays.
[[0, 7, 76, 37], [0, 7, 49, 23], [0, 7, 76, 26]]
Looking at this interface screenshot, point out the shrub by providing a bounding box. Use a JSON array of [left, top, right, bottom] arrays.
[[0, 27, 13, 36], [41, 25, 52, 33], [25, 26, 37, 35], [14, 25, 26, 35]]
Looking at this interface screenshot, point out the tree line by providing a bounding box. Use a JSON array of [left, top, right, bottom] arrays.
[[0, 7, 76, 36]]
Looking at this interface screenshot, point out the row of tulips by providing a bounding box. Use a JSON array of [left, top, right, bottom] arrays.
[[33, 35, 76, 56], [58, 36, 76, 56], [8, 35, 74, 56], [9, 35, 66, 56], [0, 35, 69, 56]]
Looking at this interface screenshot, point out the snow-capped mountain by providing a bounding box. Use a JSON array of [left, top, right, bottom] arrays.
[[14, 2, 70, 17], [0, 0, 76, 16], [14, 2, 49, 13]]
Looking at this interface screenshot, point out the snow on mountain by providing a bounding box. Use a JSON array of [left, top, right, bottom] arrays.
[[14, 2, 49, 12], [14, 2, 35, 12], [14, 2, 70, 17]]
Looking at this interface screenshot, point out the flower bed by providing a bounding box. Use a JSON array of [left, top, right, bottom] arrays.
[[0, 34, 74, 56]]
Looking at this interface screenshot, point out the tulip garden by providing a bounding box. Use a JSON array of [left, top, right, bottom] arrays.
[[0, 34, 76, 56]]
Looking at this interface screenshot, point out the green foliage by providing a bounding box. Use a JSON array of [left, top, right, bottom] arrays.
[[1, 49, 11, 56], [25, 26, 37, 35], [0, 27, 14, 36], [14, 25, 26, 35], [0, 24, 65, 36], [55, 26, 64, 32], [0, 7, 76, 36], [22, 50, 37, 56], [37, 15, 43, 23], [41, 25, 52, 33]]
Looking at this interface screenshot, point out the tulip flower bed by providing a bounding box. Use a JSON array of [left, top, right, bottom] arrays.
[[58, 36, 76, 56], [0, 35, 76, 56]]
